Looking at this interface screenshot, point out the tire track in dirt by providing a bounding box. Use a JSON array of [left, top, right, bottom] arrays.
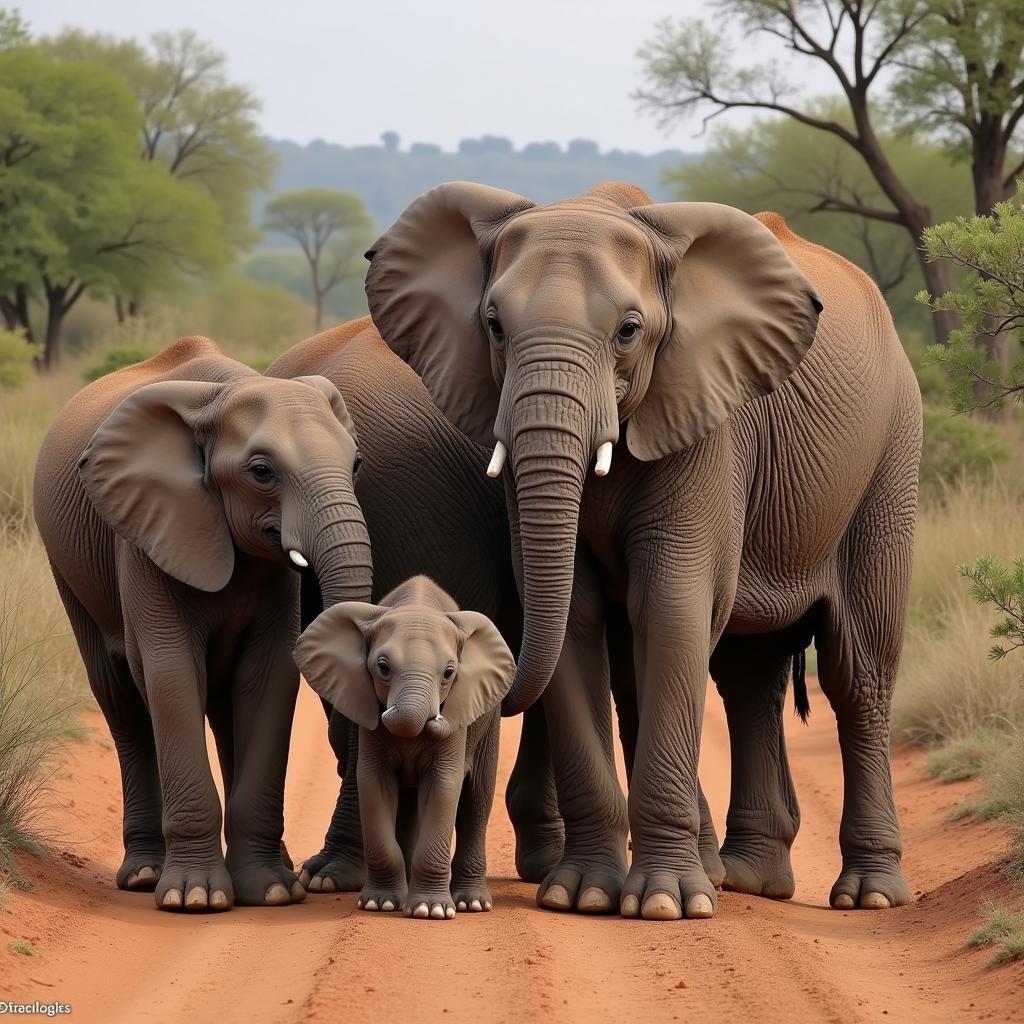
[[0, 681, 1021, 1023]]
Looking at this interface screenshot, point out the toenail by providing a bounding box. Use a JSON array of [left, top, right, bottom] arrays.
[[621, 894, 640, 917], [642, 892, 682, 920], [860, 891, 891, 910], [210, 890, 229, 910], [162, 890, 182, 908], [540, 883, 572, 910], [578, 886, 612, 913], [833, 893, 855, 910], [685, 893, 714, 919]]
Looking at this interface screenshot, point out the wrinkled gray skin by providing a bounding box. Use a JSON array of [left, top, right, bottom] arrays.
[[294, 576, 514, 919], [368, 182, 923, 920], [33, 337, 370, 911], [268, 320, 565, 892]]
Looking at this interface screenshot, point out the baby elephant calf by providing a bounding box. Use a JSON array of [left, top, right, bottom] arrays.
[[294, 575, 514, 919]]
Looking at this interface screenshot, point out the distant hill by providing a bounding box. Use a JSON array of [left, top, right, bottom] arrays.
[[263, 134, 697, 234]]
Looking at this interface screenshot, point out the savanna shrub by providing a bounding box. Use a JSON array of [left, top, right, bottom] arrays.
[[83, 346, 153, 382], [0, 331, 37, 391]]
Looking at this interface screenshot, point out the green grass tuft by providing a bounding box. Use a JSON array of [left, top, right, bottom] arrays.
[[7, 939, 34, 957], [970, 902, 1024, 965]]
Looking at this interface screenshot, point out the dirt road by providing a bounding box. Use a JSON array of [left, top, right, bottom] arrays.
[[0, 681, 1021, 1023]]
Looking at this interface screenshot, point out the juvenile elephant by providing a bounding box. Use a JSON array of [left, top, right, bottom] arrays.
[[267, 319, 565, 892], [367, 182, 922, 920], [294, 575, 514, 919], [34, 337, 371, 911]]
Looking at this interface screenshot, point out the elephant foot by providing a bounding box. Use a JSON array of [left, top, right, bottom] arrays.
[[229, 859, 305, 907], [452, 876, 493, 913], [536, 855, 626, 914], [358, 881, 407, 912], [699, 836, 726, 889], [830, 854, 911, 910], [620, 859, 718, 921], [156, 855, 233, 912], [405, 886, 456, 920], [513, 820, 565, 884], [117, 844, 165, 892], [299, 850, 365, 893], [720, 833, 795, 900]]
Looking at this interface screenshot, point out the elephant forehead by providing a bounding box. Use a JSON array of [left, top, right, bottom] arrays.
[[217, 382, 342, 443], [375, 609, 459, 653]]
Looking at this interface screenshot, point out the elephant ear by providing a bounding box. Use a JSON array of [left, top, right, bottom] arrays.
[[443, 611, 515, 730], [79, 379, 234, 592], [365, 181, 535, 446], [293, 602, 384, 730], [627, 202, 823, 461], [294, 374, 358, 444]]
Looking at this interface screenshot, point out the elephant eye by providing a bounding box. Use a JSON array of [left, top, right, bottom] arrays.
[[442, 664, 456, 683], [352, 451, 363, 476], [376, 657, 391, 680], [616, 316, 643, 346], [486, 310, 505, 347], [248, 457, 276, 483]]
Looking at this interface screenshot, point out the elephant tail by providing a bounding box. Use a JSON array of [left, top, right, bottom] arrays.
[[792, 648, 810, 723]]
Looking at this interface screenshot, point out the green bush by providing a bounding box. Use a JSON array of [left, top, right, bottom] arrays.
[[920, 404, 1010, 493], [83, 346, 153, 382], [0, 330, 37, 391]]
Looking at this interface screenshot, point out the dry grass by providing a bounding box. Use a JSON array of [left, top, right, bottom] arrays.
[[894, 481, 1024, 745], [969, 902, 1024, 965]]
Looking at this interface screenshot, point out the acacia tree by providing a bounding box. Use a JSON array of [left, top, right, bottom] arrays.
[[44, 27, 274, 316], [636, 1, 1024, 349], [262, 189, 373, 331], [0, 46, 227, 366]]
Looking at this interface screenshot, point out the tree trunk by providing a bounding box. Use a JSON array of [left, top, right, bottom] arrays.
[[1, 285, 34, 341], [114, 296, 126, 324], [43, 288, 65, 370], [314, 288, 325, 332], [914, 244, 959, 346], [128, 299, 142, 318]]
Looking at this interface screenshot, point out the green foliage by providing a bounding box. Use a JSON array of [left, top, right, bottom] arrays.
[[262, 188, 373, 328], [7, 939, 34, 956], [920, 405, 1010, 491], [43, 28, 275, 253], [921, 195, 1024, 411], [82, 346, 152, 383], [0, 329, 36, 390], [969, 902, 1024, 966], [959, 555, 1024, 661], [927, 730, 1007, 783], [0, 8, 28, 51]]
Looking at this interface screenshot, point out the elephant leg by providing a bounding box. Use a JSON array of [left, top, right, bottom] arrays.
[[53, 572, 164, 891], [300, 714, 366, 893], [452, 720, 499, 913], [223, 629, 304, 907], [505, 702, 563, 883], [536, 548, 628, 915], [608, 600, 724, 887], [818, 460, 915, 911], [621, 571, 718, 921], [710, 634, 800, 899]]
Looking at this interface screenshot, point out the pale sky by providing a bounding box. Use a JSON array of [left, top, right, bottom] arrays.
[[23, 0, 757, 153]]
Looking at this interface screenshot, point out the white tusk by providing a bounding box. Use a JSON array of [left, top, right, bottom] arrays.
[[594, 441, 613, 477], [486, 441, 507, 478], [288, 550, 309, 568]]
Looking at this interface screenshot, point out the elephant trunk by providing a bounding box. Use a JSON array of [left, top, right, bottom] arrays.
[[500, 372, 595, 716], [382, 675, 439, 739], [292, 474, 373, 609]]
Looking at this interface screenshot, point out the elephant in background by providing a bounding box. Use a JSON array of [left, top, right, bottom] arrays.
[[267, 318, 565, 892], [34, 336, 370, 911], [366, 181, 922, 920]]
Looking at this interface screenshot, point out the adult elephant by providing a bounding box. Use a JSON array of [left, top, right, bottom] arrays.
[[366, 181, 922, 921], [34, 337, 370, 911], [267, 318, 564, 891]]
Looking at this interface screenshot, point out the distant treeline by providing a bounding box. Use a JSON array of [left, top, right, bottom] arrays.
[[263, 133, 696, 235]]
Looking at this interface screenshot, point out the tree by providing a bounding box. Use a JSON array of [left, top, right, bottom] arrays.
[[921, 191, 1024, 411], [636, 2, 1024, 349], [262, 189, 373, 331], [0, 7, 28, 50], [44, 29, 275, 279], [381, 130, 400, 152], [672, 106, 966, 322], [0, 46, 228, 366]]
